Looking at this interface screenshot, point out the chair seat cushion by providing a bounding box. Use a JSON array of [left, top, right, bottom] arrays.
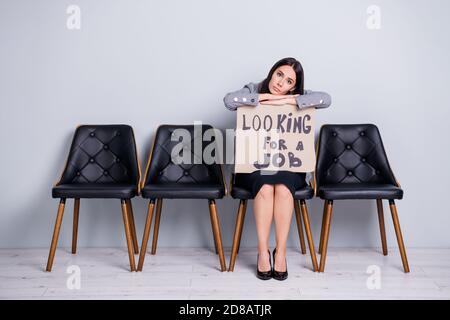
[[317, 183, 403, 200], [141, 183, 225, 199], [231, 185, 314, 200], [294, 186, 315, 200], [230, 186, 253, 200], [52, 183, 138, 199]]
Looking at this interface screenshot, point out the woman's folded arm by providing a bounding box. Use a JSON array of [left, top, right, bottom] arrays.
[[295, 90, 332, 110], [223, 83, 260, 111]]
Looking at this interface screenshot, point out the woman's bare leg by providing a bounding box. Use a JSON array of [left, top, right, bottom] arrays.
[[273, 184, 294, 272], [254, 184, 275, 272]]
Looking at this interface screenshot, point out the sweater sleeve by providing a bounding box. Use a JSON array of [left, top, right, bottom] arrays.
[[223, 83, 260, 111], [295, 90, 332, 110]]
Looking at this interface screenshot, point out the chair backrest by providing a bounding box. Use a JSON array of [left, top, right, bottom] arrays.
[[58, 125, 140, 185], [143, 124, 224, 186], [315, 124, 398, 187]]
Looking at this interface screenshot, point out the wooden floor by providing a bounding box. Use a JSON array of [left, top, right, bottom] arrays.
[[1, 247, 449, 300]]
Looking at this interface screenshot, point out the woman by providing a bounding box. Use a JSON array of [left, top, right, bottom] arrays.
[[223, 57, 331, 280]]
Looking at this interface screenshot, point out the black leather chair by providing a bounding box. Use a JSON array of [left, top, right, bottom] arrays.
[[228, 173, 319, 272], [46, 125, 141, 272], [315, 124, 409, 273], [137, 124, 227, 272]]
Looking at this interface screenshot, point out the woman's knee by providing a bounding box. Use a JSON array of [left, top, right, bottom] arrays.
[[256, 184, 274, 200], [274, 184, 293, 200]]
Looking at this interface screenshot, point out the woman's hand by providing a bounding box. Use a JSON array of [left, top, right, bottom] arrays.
[[260, 97, 297, 105], [259, 93, 298, 101]]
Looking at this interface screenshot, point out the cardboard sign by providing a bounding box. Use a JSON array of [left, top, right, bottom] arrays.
[[234, 104, 315, 173]]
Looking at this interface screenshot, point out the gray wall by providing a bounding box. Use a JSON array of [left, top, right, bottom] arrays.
[[1, 0, 449, 249]]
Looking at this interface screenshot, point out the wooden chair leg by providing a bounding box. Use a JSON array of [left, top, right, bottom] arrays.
[[210, 207, 219, 255], [294, 200, 307, 254], [151, 198, 163, 255], [376, 199, 388, 256], [120, 199, 136, 272], [319, 200, 334, 272], [208, 200, 227, 272], [236, 200, 247, 254], [389, 199, 410, 273], [137, 200, 156, 271], [228, 200, 246, 272], [299, 200, 319, 272], [46, 199, 66, 272], [126, 199, 139, 254], [71, 198, 80, 254], [318, 201, 327, 254]]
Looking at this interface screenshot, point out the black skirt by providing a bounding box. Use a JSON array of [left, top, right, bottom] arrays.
[[237, 170, 307, 198]]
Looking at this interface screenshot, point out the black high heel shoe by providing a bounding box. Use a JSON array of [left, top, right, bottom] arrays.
[[256, 250, 272, 280], [272, 248, 288, 281]]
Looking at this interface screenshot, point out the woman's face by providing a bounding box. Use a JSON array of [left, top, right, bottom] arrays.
[[268, 65, 296, 95]]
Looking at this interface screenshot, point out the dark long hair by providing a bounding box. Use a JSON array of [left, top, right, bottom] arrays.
[[259, 57, 304, 95]]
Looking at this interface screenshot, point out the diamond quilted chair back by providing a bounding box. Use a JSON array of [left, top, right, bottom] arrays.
[[59, 125, 139, 185], [144, 124, 222, 186], [315, 124, 398, 186]]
